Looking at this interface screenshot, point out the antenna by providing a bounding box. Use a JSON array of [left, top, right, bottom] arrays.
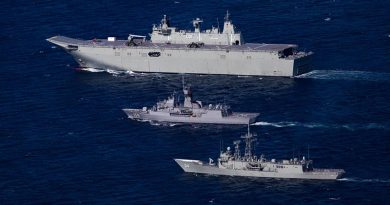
[[307, 144, 310, 160], [292, 146, 295, 159], [225, 10, 230, 21], [217, 17, 220, 33], [181, 75, 185, 91], [233, 140, 241, 159], [220, 137, 223, 154]]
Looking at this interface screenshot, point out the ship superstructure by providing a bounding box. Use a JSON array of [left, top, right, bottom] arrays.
[[150, 11, 243, 46]]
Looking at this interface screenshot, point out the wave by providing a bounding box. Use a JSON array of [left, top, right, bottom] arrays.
[[76, 67, 141, 76], [149, 121, 178, 127], [251, 121, 388, 131], [251, 121, 297, 128], [132, 119, 178, 127], [296, 70, 390, 82], [106, 69, 137, 76], [76, 67, 105, 73], [78, 67, 390, 82], [337, 177, 390, 183], [251, 121, 329, 128]]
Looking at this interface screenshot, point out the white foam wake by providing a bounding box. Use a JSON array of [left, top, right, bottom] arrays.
[[76, 67, 140, 76], [133, 119, 178, 127], [251, 121, 328, 128], [251, 121, 388, 131], [149, 121, 178, 127], [106, 69, 136, 76], [78, 67, 105, 72], [296, 70, 390, 82], [337, 177, 390, 183]]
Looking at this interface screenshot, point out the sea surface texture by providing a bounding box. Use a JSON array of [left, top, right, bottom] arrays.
[[1, 0, 390, 204]]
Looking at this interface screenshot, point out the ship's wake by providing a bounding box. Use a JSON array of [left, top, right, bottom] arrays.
[[76, 67, 390, 82], [296, 70, 390, 82], [251, 121, 389, 131], [337, 177, 390, 183]]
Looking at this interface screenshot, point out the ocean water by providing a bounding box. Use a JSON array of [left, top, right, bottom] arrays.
[[1, 0, 390, 204]]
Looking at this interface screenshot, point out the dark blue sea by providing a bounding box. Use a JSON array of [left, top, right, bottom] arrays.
[[1, 0, 390, 204]]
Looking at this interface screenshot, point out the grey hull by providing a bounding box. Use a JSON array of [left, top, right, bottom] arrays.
[[174, 159, 344, 180], [123, 109, 258, 125], [47, 36, 312, 77]]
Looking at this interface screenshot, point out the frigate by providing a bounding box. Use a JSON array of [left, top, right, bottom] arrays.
[[47, 11, 312, 77], [123, 82, 259, 125], [175, 128, 345, 180]]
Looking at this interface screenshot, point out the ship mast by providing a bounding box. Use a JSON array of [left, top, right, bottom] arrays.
[[224, 10, 230, 22], [242, 124, 256, 160], [182, 76, 193, 108], [233, 140, 241, 159], [181, 75, 185, 91]]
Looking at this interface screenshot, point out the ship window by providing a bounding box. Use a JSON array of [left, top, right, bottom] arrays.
[[167, 53, 172, 56], [115, 52, 120, 56], [220, 55, 226, 59], [246, 56, 251, 59], [127, 52, 131, 56]]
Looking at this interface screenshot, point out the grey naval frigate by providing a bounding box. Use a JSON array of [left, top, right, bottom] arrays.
[[123, 83, 259, 125], [175, 128, 345, 180], [47, 11, 312, 77]]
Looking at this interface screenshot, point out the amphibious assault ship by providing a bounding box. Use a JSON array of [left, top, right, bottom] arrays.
[[175, 128, 345, 180], [47, 11, 312, 77], [123, 83, 259, 125]]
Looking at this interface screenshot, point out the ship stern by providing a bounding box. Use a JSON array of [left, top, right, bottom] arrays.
[[335, 169, 346, 179], [292, 52, 313, 76]]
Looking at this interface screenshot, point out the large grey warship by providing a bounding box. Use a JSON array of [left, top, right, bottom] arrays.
[[175, 128, 345, 180], [47, 12, 312, 77], [123, 83, 259, 125]]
